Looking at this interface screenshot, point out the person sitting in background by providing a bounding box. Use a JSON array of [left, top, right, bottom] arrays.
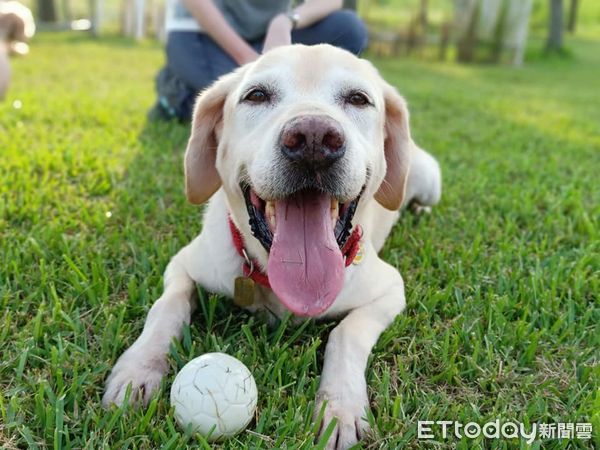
[[151, 0, 368, 121], [0, 0, 35, 99]]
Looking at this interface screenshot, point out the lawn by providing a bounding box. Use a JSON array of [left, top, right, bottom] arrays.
[[0, 30, 598, 449]]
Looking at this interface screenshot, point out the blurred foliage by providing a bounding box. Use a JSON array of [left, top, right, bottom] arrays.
[[18, 0, 600, 39], [361, 0, 600, 37]]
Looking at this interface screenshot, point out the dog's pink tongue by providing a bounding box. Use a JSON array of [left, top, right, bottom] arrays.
[[268, 191, 344, 316]]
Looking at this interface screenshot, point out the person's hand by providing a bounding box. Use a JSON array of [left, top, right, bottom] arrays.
[[263, 14, 292, 53], [235, 46, 260, 65]]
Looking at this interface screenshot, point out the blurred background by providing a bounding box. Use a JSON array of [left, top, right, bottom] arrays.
[[19, 0, 600, 64]]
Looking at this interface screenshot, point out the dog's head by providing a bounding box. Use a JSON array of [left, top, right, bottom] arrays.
[[185, 44, 413, 316], [0, 1, 36, 55]]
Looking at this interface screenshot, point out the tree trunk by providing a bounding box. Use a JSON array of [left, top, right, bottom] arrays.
[[37, 0, 58, 22], [567, 0, 579, 33], [456, 0, 478, 62], [419, 0, 428, 28], [546, 0, 563, 51]]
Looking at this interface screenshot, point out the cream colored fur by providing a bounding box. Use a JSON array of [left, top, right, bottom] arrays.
[[103, 44, 441, 449]]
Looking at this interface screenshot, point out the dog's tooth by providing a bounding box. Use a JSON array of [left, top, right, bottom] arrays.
[[266, 201, 276, 230], [330, 199, 339, 228], [330, 199, 339, 219], [266, 201, 275, 217]]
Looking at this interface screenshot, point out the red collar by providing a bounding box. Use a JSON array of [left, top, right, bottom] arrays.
[[228, 217, 363, 289]]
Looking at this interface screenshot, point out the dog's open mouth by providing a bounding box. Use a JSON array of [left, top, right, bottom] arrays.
[[241, 185, 361, 316], [242, 186, 360, 252]]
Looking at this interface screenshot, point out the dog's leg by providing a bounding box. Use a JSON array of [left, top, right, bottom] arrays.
[[404, 145, 442, 214], [315, 261, 405, 450], [103, 192, 238, 408], [102, 247, 197, 407], [0, 44, 9, 100]]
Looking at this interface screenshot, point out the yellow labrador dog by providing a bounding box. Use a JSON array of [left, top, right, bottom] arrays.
[[104, 44, 441, 448]]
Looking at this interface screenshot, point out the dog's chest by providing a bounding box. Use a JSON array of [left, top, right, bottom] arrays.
[[242, 285, 293, 321], [233, 258, 368, 324]]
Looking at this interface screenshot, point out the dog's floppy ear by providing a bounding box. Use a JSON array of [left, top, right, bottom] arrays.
[[185, 70, 240, 204], [374, 83, 413, 211]]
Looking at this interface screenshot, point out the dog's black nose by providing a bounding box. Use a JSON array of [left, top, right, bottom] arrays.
[[280, 115, 345, 168]]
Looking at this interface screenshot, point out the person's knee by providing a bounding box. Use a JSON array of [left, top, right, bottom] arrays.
[[327, 10, 368, 55]]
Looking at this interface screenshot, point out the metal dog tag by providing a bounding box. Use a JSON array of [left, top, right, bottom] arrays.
[[352, 242, 365, 265], [234, 276, 255, 307]]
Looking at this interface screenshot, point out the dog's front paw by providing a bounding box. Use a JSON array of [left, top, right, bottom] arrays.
[[409, 201, 432, 215], [314, 391, 370, 450], [102, 348, 168, 408]]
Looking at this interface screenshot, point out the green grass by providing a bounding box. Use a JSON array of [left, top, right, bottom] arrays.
[[1, 31, 599, 449]]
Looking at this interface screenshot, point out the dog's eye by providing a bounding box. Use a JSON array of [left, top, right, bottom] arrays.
[[244, 88, 270, 104], [345, 92, 371, 107]]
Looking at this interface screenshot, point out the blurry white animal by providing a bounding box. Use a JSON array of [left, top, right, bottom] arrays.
[[0, 1, 35, 99], [0, 1, 36, 55]]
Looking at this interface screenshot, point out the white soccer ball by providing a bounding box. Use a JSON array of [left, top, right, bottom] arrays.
[[170, 353, 258, 441]]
